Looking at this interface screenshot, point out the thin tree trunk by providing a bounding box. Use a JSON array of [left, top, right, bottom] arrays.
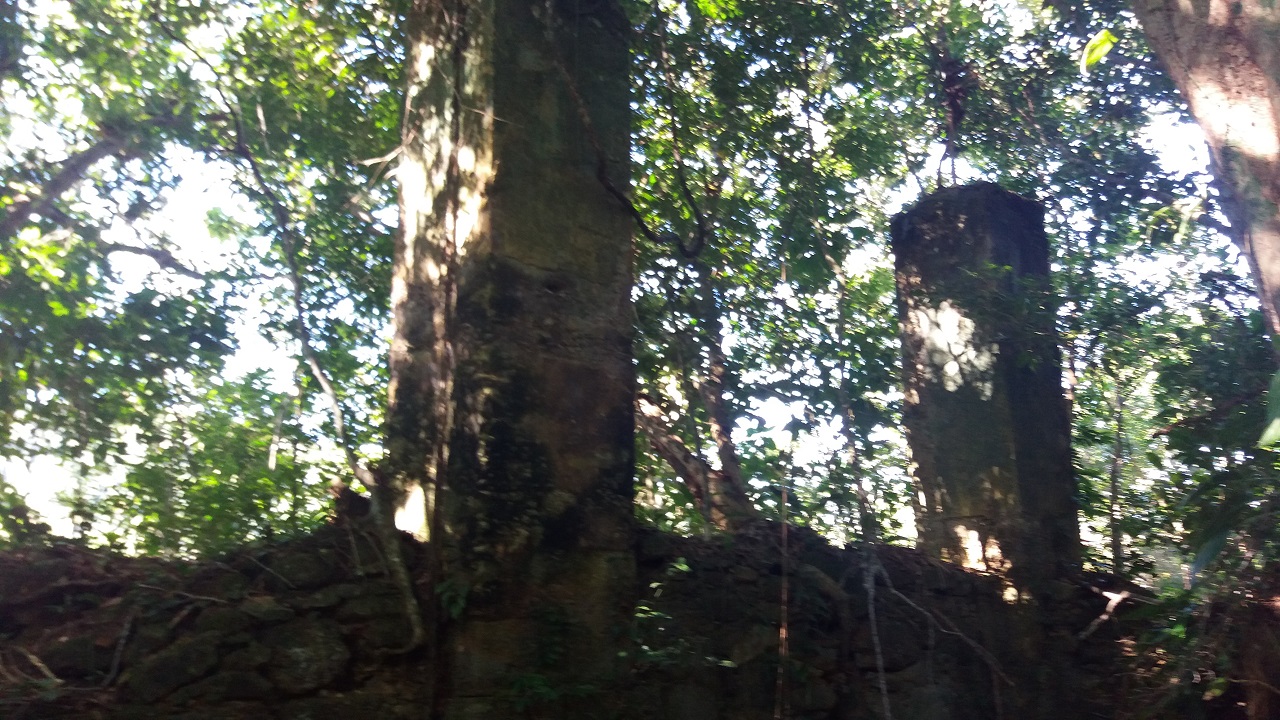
[[692, 262, 754, 509], [634, 261, 761, 531], [1109, 381, 1125, 575]]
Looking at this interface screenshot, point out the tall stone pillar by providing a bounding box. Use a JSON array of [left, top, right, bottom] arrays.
[[389, 0, 635, 715], [892, 183, 1078, 599]]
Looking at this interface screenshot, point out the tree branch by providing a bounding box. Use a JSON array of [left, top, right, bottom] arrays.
[[98, 241, 205, 279], [0, 134, 127, 243], [227, 109, 425, 652], [637, 393, 714, 506], [1152, 385, 1267, 437], [637, 391, 759, 531]]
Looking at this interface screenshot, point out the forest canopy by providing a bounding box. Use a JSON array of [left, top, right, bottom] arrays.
[[0, 0, 1275, 620]]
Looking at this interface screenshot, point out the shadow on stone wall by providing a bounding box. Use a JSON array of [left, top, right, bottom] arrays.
[[0, 523, 1126, 719]]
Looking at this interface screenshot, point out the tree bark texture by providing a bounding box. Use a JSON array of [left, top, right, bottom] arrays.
[[893, 183, 1079, 600], [388, 0, 634, 713], [1132, 0, 1280, 339]]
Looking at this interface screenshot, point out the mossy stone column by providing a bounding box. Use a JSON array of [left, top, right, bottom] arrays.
[[390, 0, 634, 715], [892, 183, 1077, 600]]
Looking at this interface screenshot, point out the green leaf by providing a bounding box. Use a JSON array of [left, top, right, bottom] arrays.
[[1079, 29, 1118, 74], [1258, 368, 1280, 448], [691, 0, 739, 20], [1260, 417, 1280, 448], [1188, 526, 1229, 582]]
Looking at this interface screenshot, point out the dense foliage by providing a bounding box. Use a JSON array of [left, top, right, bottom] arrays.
[[1, 0, 402, 554], [1, 0, 1277, 702]]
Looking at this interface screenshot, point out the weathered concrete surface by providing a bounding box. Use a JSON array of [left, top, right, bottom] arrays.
[[892, 182, 1079, 601]]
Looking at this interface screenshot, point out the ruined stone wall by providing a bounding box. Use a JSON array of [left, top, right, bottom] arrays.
[[629, 526, 1119, 720], [0, 528, 431, 719], [0, 526, 1121, 720]]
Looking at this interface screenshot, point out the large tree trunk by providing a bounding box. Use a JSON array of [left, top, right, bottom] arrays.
[[387, 0, 635, 714], [893, 183, 1079, 601], [1131, 0, 1280, 340]]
